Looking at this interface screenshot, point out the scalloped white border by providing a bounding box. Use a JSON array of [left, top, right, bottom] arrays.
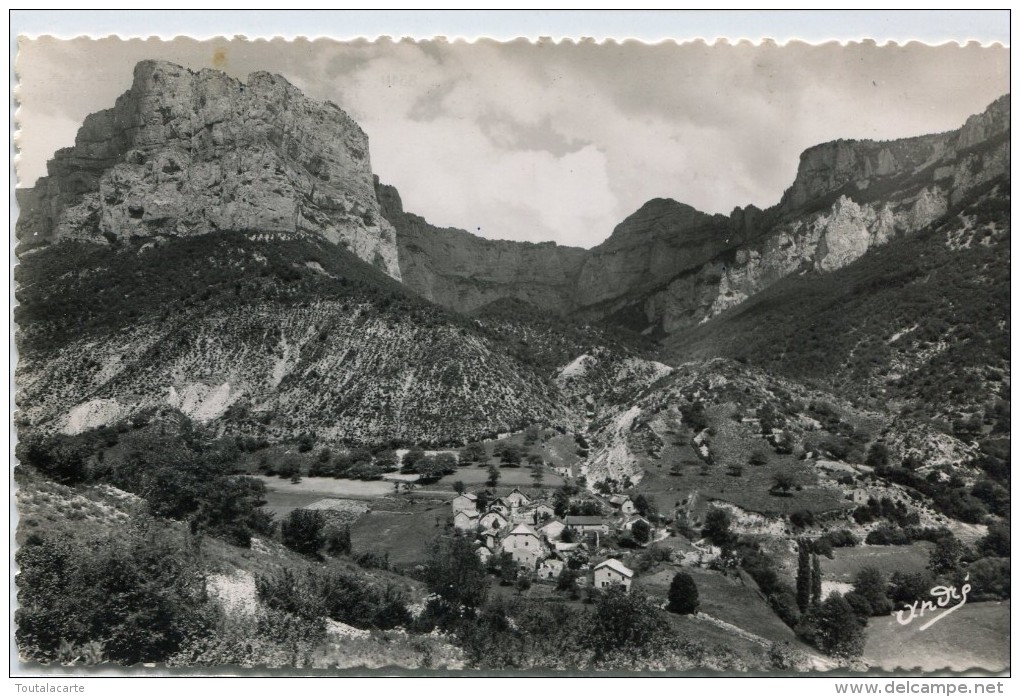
[[8, 9, 1012, 45]]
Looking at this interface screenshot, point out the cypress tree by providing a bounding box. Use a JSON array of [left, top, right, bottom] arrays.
[[796, 540, 811, 613], [811, 553, 823, 606]]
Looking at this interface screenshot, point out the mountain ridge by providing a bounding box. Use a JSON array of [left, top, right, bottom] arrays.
[[385, 94, 1009, 333]]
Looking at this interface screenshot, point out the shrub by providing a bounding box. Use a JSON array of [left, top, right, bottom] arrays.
[[583, 587, 671, 664], [421, 535, 488, 611], [866, 443, 890, 467], [928, 535, 965, 576], [631, 519, 651, 544], [790, 510, 815, 528], [280, 509, 325, 557], [865, 523, 910, 546], [797, 593, 866, 659], [978, 522, 1010, 558], [667, 572, 699, 615], [15, 525, 215, 665], [889, 570, 935, 606], [819, 529, 858, 549], [851, 566, 893, 616], [324, 524, 351, 556], [966, 558, 1010, 601], [557, 568, 580, 599], [702, 508, 733, 547]]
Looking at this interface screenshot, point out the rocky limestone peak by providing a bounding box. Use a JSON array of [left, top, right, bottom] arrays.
[[601, 197, 722, 247], [374, 175, 404, 217], [17, 60, 401, 280], [778, 95, 1009, 215], [957, 94, 1010, 149]]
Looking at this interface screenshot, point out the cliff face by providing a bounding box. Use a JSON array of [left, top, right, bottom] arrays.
[[17, 60, 401, 279], [638, 95, 1010, 333], [388, 95, 1009, 332], [385, 185, 760, 317], [573, 199, 753, 308], [380, 180, 587, 313]]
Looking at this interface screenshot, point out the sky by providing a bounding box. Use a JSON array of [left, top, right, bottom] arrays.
[[14, 36, 1009, 249]]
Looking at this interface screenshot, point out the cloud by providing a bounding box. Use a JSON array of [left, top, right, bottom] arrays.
[[14, 37, 1010, 248]]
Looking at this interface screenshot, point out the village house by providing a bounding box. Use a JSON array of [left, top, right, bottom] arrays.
[[540, 519, 566, 541], [488, 500, 511, 517], [608, 495, 636, 516], [504, 487, 532, 509], [533, 503, 555, 521], [451, 492, 478, 514], [453, 509, 480, 531], [480, 529, 499, 549], [593, 558, 634, 591], [510, 508, 535, 525], [476, 546, 493, 564], [554, 541, 581, 555], [501, 523, 545, 568], [619, 515, 651, 532], [564, 515, 610, 534], [537, 558, 566, 580], [479, 510, 509, 531]]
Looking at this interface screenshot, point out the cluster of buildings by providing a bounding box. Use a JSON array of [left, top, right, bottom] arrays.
[[450, 486, 639, 591]]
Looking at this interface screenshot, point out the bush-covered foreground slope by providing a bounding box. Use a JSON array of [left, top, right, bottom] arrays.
[[16, 232, 661, 447], [14, 411, 783, 671]]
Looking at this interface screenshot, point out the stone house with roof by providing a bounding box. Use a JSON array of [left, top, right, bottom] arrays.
[[451, 492, 478, 514], [593, 558, 634, 591], [453, 509, 479, 531], [479, 509, 509, 531], [500, 523, 545, 568]]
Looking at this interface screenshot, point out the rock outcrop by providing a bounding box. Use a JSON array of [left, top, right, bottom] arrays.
[[573, 199, 751, 308], [380, 180, 586, 313], [17, 60, 401, 279], [385, 185, 760, 317]]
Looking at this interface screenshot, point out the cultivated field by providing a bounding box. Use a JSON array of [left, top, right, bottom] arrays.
[[821, 543, 933, 583], [258, 475, 410, 518], [349, 499, 451, 568], [539, 434, 583, 471], [637, 566, 801, 647], [425, 466, 565, 490]]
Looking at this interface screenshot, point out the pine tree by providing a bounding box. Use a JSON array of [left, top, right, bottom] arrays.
[[796, 540, 811, 613]]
